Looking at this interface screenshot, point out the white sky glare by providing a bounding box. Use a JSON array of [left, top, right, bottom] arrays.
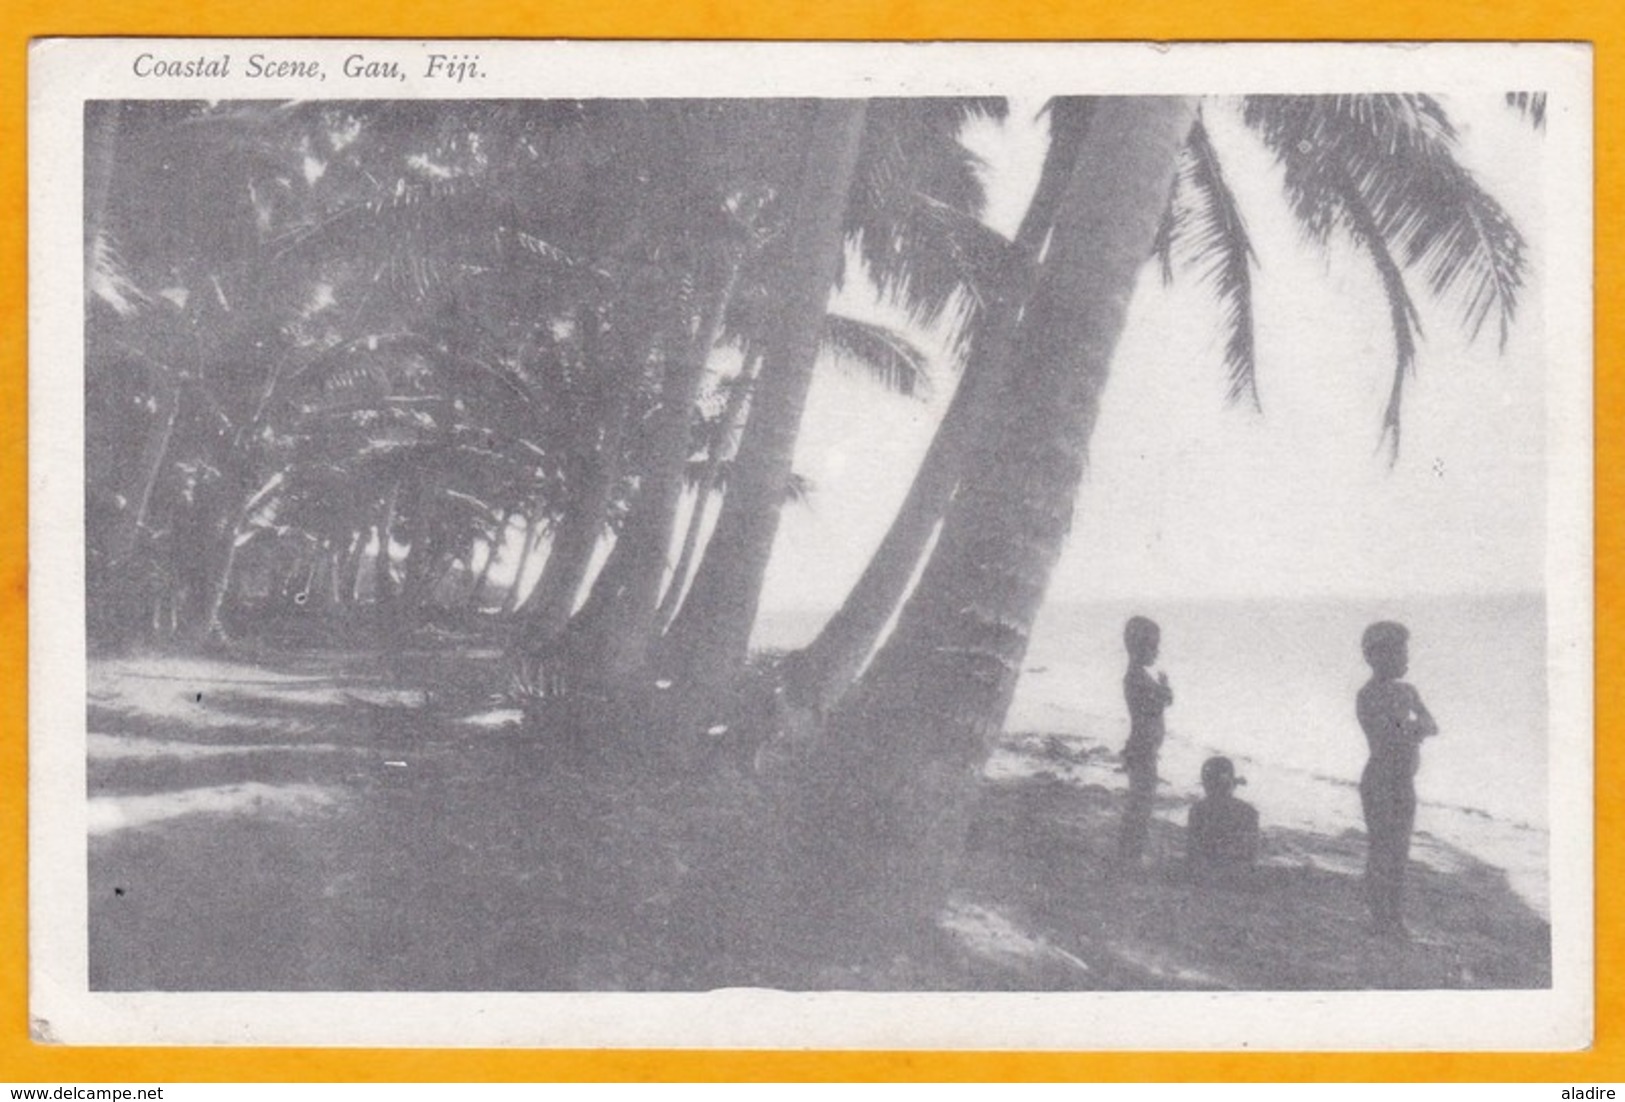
[[761, 94, 1549, 611]]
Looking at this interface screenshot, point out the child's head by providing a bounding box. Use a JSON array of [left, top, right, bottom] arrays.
[[1361, 621, 1410, 679], [1124, 615, 1161, 664], [1200, 755, 1242, 797]]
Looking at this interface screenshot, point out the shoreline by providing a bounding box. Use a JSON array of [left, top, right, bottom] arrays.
[[960, 732, 1552, 990], [80, 652, 1552, 992], [987, 723, 1551, 923]]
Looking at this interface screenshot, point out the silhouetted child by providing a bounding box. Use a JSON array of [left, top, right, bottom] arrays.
[[1115, 615, 1172, 868], [1187, 755, 1259, 885], [1356, 620, 1439, 938]]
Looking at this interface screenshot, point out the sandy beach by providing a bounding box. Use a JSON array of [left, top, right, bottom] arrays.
[[79, 650, 1551, 992], [956, 731, 1550, 991]]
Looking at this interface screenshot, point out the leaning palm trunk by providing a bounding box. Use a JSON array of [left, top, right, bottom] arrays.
[[654, 354, 760, 634], [785, 99, 1099, 714], [327, 542, 346, 607], [779, 349, 984, 714], [574, 331, 706, 680], [464, 509, 512, 612], [109, 378, 178, 565], [196, 536, 242, 643], [196, 468, 288, 643], [662, 100, 869, 691], [395, 483, 445, 621], [499, 517, 544, 616], [372, 484, 400, 607], [780, 97, 1198, 968], [519, 346, 639, 647], [344, 529, 367, 605], [519, 508, 602, 649], [576, 250, 746, 682]]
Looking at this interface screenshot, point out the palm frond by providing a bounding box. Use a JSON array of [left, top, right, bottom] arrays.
[[1341, 98, 1524, 348], [693, 369, 753, 421], [1506, 92, 1548, 130], [820, 313, 933, 399], [1336, 171, 1423, 462], [856, 99, 1002, 222], [1150, 175, 1179, 287], [844, 99, 1005, 328], [1163, 118, 1261, 409], [1241, 94, 1530, 456], [1389, 159, 1525, 349], [505, 226, 591, 273], [276, 174, 598, 312], [783, 471, 815, 507], [843, 207, 1006, 344], [683, 460, 812, 507], [1245, 94, 1525, 349]]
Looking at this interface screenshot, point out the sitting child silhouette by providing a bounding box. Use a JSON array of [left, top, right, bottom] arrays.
[[1187, 755, 1259, 884]]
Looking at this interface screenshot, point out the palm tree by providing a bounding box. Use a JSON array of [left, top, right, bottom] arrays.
[[646, 99, 870, 692], [485, 100, 824, 678], [1237, 96, 1524, 454], [791, 94, 1526, 720], [662, 97, 1004, 691], [553, 102, 781, 683], [782, 98, 1099, 714], [768, 98, 1200, 961], [511, 304, 642, 643], [776, 93, 1528, 964], [88, 98, 649, 643], [653, 312, 930, 636], [652, 358, 761, 634]]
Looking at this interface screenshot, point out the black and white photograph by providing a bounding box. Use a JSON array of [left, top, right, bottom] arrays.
[[28, 40, 1593, 1049]]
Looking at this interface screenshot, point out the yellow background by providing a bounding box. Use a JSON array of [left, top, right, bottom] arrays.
[[1, 1, 1614, 1082]]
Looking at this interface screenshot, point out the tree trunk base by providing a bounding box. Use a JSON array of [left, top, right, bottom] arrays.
[[753, 734, 984, 982]]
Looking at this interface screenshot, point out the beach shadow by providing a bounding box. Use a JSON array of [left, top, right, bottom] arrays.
[[960, 769, 1551, 991]]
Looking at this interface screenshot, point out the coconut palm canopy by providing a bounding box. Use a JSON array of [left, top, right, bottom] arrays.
[[767, 94, 1543, 615], [85, 91, 1538, 659]]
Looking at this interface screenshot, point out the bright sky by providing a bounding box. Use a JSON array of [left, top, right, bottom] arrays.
[[759, 95, 1550, 611]]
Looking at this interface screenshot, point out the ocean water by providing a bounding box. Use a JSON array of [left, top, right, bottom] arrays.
[[756, 593, 1551, 918]]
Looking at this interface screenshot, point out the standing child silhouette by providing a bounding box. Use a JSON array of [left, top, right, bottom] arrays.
[[1356, 620, 1439, 938], [1116, 615, 1173, 869]]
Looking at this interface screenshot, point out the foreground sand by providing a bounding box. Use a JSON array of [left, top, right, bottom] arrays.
[[953, 749, 1550, 990], [82, 651, 1550, 992]]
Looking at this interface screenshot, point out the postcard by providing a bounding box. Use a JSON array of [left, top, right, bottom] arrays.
[[27, 38, 1594, 1049]]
